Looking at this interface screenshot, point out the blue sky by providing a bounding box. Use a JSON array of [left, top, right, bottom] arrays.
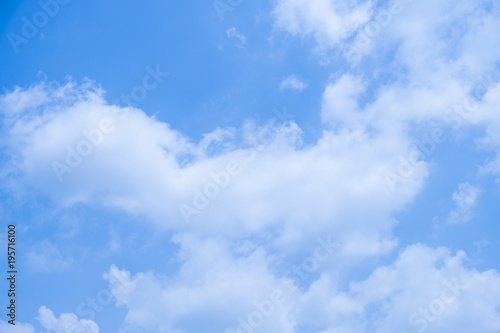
[[1, 0, 500, 332]]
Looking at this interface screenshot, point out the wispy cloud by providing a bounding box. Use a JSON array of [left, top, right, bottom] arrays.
[[447, 182, 481, 224], [279, 75, 307, 92], [226, 27, 246, 47], [26, 240, 74, 272]]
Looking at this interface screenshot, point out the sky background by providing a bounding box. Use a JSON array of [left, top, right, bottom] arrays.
[[1, 0, 500, 332]]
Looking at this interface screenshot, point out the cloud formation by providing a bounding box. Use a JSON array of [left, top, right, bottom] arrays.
[[103, 243, 500, 332], [280, 75, 307, 91], [36, 306, 99, 333], [0, 80, 424, 259], [0, 306, 99, 333], [1, 1, 500, 332], [447, 183, 481, 225]]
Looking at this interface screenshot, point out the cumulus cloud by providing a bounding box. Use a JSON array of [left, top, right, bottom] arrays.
[[321, 74, 365, 129], [3, 0, 499, 254], [447, 182, 481, 225], [321, 244, 500, 333], [103, 234, 297, 333], [279, 75, 307, 91], [272, 0, 500, 73], [274, 0, 500, 195], [103, 243, 500, 333], [0, 80, 424, 259], [36, 306, 99, 333], [0, 321, 34, 333], [2, 2, 500, 332], [0, 307, 99, 333], [272, 0, 374, 51], [272, 0, 500, 122]]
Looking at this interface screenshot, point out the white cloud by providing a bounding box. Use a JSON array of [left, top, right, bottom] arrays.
[[2, 3, 500, 332], [272, 0, 500, 74], [103, 243, 500, 333], [104, 234, 297, 333], [36, 306, 99, 333], [447, 182, 481, 225], [279, 75, 307, 91], [0, 308, 99, 333], [0, 80, 425, 260], [0, 321, 34, 333], [271, 0, 500, 105], [3, 0, 499, 259], [296, 244, 500, 333], [321, 74, 365, 129], [272, 0, 374, 51]]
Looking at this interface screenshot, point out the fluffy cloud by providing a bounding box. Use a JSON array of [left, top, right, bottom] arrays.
[[321, 74, 365, 129], [272, 0, 374, 51], [103, 234, 297, 333], [104, 243, 500, 333], [293, 244, 500, 333], [0, 80, 424, 259], [2, 2, 500, 332], [272, 0, 500, 74], [0, 321, 34, 333], [0, 307, 99, 333], [273, 0, 500, 125], [279, 0, 500, 192], [2, 1, 499, 259], [36, 306, 99, 333]]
